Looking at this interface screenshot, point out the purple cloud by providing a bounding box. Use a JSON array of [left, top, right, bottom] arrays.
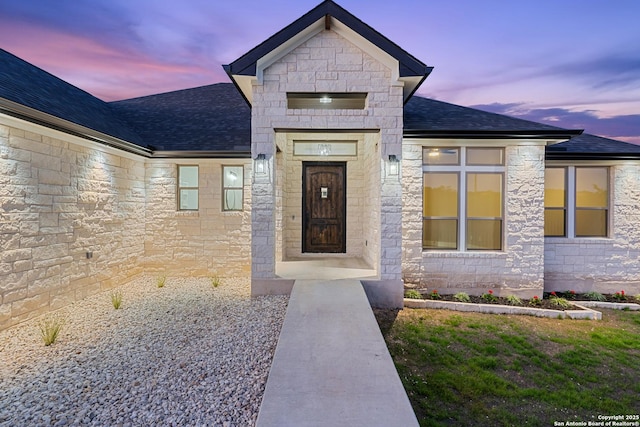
[[540, 52, 640, 91], [472, 103, 640, 144]]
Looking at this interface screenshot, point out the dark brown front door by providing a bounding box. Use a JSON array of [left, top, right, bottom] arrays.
[[302, 162, 346, 253]]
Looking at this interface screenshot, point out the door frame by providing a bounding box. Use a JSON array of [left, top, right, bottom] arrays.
[[301, 161, 347, 253]]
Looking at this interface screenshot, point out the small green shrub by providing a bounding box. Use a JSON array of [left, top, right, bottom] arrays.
[[210, 275, 221, 288], [156, 275, 166, 288], [430, 289, 441, 300], [506, 295, 522, 306], [38, 314, 65, 346], [454, 292, 471, 303], [584, 291, 606, 301], [549, 292, 570, 308], [404, 289, 422, 299], [111, 291, 123, 309], [635, 294, 640, 301]]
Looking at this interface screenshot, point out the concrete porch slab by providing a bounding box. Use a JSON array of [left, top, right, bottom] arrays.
[[256, 279, 418, 427], [275, 257, 377, 280]]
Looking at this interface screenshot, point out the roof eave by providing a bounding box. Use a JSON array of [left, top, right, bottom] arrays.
[[222, 64, 252, 107], [402, 129, 584, 139], [403, 67, 433, 105], [545, 151, 640, 161], [0, 98, 152, 157], [151, 150, 251, 159], [224, 0, 431, 104]]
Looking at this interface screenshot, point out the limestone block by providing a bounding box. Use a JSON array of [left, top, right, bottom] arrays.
[[2, 285, 28, 304], [11, 292, 49, 317], [12, 259, 33, 273]]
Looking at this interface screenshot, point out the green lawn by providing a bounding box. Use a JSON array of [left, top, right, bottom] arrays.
[[375, 308, 640, 427]]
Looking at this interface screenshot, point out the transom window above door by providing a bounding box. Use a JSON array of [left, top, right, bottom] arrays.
[[422, 147, 505, 251]]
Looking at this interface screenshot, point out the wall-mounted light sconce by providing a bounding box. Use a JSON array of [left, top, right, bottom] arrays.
[[255, 153, 267, 175], [388, 154, 400, 176]]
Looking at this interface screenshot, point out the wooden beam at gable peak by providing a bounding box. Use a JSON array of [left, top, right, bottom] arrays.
[[325, 14, 331, 30]]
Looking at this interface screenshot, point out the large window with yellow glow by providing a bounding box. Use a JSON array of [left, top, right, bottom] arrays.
[[544, 168, 566, 236], [423, 147, 504, 251], [545, 166, 609, 237], [423, 173, 459, 249], [466, 173, 503, 250]]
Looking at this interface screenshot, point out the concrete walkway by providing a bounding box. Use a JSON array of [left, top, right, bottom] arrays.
[[256, 279, 418, 427]]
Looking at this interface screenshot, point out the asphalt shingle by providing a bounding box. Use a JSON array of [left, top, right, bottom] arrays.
[[404, 96, 565, 132], [548, 133, 640, 154], [0, 48, 143, 146], [110, 84, 250, 152], [2, 47, 638, 157]]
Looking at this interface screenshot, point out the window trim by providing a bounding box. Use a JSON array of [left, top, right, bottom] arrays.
[[177, 165, 199, 211], [422, 147, 505, 251]]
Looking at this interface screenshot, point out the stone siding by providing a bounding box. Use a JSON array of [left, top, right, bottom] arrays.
[[144, 159, 252, 277], [1, 118, 253, 330], [251, 29, 403, 280], [1, 121, 145, 329], [402, 142, 546, 298], [544, 163, 640, 294]]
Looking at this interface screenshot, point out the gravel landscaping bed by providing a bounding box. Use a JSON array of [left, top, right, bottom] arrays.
[[0, 276, 289, 427]]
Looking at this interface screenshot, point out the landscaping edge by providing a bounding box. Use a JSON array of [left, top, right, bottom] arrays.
[[403, 298, 604, 320]]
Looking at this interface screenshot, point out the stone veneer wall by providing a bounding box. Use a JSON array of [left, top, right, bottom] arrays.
[[1, 121, 146, 329], [251, 29, 404, 280], [144, 159, 252, 277], [402, 142, 546, 298], [1, 118, 253, 330], [362, 133, 381, 269], [544, 163, 640, 294], [275, 150, 284, 262]]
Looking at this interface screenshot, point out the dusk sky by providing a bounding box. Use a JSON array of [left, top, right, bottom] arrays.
[[1, 0, 639, 143]]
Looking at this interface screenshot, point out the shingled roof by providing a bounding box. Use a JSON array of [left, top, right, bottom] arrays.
[[404, 96, 581, 139], [0, 48, 145, 151], [547, 133, 640, 160], [1, 48, 637, 159], [110, 84, 251, 155]]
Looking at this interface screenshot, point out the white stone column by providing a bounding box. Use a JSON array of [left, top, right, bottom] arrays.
[[251, 150, 276, 279], [379, 126, 404, 281]]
